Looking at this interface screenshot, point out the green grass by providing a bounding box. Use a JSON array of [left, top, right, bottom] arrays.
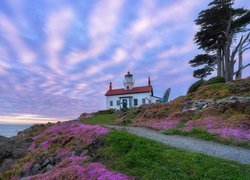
[[163, 128, 218, 141], [163, 128, 250, 149], [99, 130, 250, 179], [190, 112, 202, 120], [80, 114, 118, 125]]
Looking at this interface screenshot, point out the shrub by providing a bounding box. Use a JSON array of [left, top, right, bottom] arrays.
[[187, 79, 205, 94], [204, 77, 225, 85], [121, 108, 138, 125], [95, 109, 114, 115]]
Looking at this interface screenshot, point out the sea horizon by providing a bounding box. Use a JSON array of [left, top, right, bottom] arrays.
[[0, 124, 33, 138]]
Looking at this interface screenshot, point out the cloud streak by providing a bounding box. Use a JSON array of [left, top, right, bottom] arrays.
[[0, 0, 249, 122]]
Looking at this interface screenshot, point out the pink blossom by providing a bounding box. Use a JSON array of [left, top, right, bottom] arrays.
[[27, 156, 129, 180], [147, 119, 180, 130], [182, 117, 250, 141], [28, 123, 109, 151], [209, 127, 250, 140]]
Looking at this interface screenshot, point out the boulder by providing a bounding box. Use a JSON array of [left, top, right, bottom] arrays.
[[32, 164, 41, 174], [41, 158, 50, 168], [12, 148, 26, 159], [45, 164, 53, 172]]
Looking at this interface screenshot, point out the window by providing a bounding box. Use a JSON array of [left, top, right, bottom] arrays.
[[142, 98, 146, 104], [126, 86, 129, 89], [110, 101, 113, 106], [134, 99, 138, 106], [117, 100, 120, 106]]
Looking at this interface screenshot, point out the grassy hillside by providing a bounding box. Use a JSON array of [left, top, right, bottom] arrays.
[[99, 130, 250, 179], [1, 123, 250, 179], [187, 77, 250, 100], [118, 77, 250, 148], [80, 114, 118, 125]]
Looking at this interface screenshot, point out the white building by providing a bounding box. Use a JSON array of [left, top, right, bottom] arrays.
[[105, 72, 162, 110]]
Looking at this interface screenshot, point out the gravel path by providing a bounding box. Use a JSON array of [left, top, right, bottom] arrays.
[[106, 125, 250, 165]]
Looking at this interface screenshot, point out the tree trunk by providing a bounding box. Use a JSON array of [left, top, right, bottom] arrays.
[[217, 48, 222, 77], [222, 49, 225, 78], [236, 49, 243, 80], [224, 44, 231, 82]]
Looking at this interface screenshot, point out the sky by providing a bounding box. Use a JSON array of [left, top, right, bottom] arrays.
[[0, 0, 249, 124]]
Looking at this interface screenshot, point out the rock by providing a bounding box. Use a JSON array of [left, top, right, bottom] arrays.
[[45, 164, 53, 172], [70, 151, 76, 156], [0, 158, 15, 172], [12, 148, 25, 159], [48, 157, 55, 165], [144, 111, 153, 118], [24, 137, 33, 143], [40, 150, 49, 157], [80, 149, 89, 156], [194, 100, 207, 109], [32, 164, 41, 174], [78, 113, 93, 119], [41, 158, 50, 168], [0, 136, 13, 161], [20, 168, 30, 177]]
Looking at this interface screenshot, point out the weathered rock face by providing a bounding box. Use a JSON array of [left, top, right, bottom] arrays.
[[0, 135, 33, 172], [0, 124, 50, 173], [0, 136, 13, 162]]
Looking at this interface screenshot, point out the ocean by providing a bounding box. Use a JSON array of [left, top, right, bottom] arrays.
[[0, 124, 32, 138]]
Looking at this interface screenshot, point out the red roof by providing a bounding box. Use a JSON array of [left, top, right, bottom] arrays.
[[105, 86, 152, 96]]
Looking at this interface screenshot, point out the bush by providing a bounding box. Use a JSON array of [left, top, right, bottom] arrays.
[[95, 109, 114, 115], [204, 77, 225, 85], [121, 108, 139, 125], [187, 79, 205, 94]]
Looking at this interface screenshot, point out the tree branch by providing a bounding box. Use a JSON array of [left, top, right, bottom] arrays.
[[242, 47, 250, 53], [234, 63, 250, 75]]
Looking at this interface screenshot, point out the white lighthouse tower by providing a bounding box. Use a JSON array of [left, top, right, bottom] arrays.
[[123, 71, 135, 90]]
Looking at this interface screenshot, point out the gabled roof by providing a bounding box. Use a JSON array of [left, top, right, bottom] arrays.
[[105, 85, 152, 96]]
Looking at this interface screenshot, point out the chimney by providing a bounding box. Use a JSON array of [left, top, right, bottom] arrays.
[[109, 82, 112, 90], [148, 77, 151, 86]]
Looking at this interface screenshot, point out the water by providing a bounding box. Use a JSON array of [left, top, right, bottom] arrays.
[[0, 124, 32, 137]]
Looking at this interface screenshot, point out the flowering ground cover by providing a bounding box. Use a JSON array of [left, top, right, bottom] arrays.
[[29, 123, 109, 151], [162, 116, 250, 148], [133, 118, 180, 130], [0, 122, 131, 180], [27, 156, 129, 180], [125, 99, 250, 148], [182, 117, 250, 141]]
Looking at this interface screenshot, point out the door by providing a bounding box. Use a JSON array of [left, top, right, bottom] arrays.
[[122, 99, 127, 108]]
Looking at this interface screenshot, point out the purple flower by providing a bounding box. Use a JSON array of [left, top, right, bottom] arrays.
[[27, 156, 130, 180], [28, 123, 109, 151]]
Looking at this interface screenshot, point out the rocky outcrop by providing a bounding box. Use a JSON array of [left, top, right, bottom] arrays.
[[0, 135, 32, 172], [0, 136, 13, 162], [0, 122, 129, 180], [183, 96, 250, 111], [0, 124, 50, 173]]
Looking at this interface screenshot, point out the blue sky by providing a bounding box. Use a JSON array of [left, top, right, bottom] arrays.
[[0, 0, 249, 124]]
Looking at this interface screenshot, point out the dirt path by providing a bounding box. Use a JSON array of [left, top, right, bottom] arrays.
[[106, 125, 250, 165]]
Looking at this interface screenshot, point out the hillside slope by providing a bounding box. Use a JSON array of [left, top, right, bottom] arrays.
[[119, 77, 250, 147]]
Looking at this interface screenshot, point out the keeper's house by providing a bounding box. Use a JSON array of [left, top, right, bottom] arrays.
[[105, 72, 162, 110]]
